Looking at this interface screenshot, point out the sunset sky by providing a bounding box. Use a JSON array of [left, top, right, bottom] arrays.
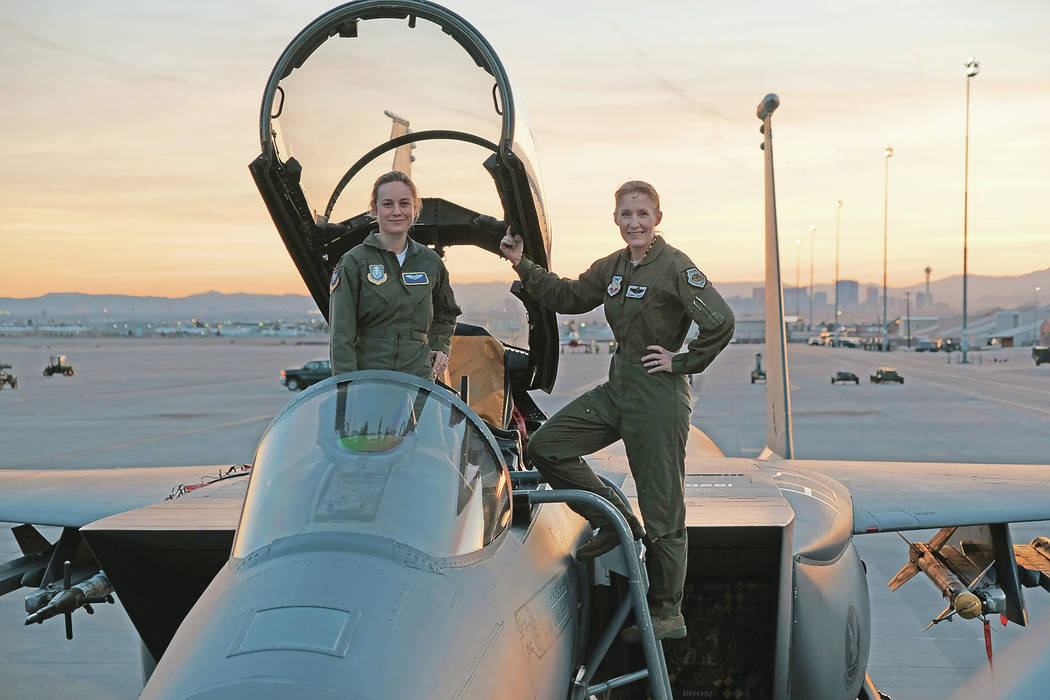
[[2, 1, 1047, 298]]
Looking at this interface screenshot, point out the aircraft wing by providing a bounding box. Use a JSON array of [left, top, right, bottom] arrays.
[[586, 438, 1050, 537], [0, 465, 241, 528], [779, 459, 1050, 535]]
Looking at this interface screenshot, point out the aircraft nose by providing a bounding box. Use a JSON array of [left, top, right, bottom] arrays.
[[173, 678, 350, 700], [141, 540, 511, 700]]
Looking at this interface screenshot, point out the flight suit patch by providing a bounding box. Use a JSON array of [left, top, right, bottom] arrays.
[[367, 264, 388, 285], [625, 285, 647, 298], [402, 271, 429, 285], [607, 275, 622, 296], [330, 268, 341, 292], [685, 267, 707, 288]]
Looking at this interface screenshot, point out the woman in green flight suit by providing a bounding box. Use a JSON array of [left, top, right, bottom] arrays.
[[499, 180, 735, 642], [329, 171, 461, 380]]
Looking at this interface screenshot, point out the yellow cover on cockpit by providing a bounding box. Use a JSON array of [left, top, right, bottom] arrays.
[[447, 334, 505, 428]]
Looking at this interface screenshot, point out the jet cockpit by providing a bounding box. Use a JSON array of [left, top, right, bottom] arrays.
[[233, 371, 512, 560], [250, 0, 558, 391]]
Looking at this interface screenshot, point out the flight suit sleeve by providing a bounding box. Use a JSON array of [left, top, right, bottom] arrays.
[[429, 261, 462, 355], [512, 255, 605, 314], [670, 266, 736, 375], [329, 262, 359, 374]]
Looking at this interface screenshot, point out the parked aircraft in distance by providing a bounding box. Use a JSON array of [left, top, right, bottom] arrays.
[[2, 3, 1050, 699]]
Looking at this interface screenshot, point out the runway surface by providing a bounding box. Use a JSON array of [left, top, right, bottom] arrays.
[[1, 337, 1047, 698]]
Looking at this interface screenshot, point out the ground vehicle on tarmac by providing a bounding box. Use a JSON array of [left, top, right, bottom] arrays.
[[1034, 346, 1050, 366], [831, 370, 859, 385], [279, 358, 331, 391], [42, 356, 74, 377], [915, 338, 941, 352], [870, 366, 904, 384], [750, 352, 767, 383], [0, 363, 17, 390]]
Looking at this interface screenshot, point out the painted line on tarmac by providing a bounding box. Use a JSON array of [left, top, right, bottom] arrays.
[[90, 377, 264, 399], [903, 368, 1050, 417], [568, 375, 606, 395], [15, 414, 274, 466], [890, 361, 1049, 398]]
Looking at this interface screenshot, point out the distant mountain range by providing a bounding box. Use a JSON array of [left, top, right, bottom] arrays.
[[0, 284, 527, 323], [2, 268, 1046, 322], [0, 292, 318, 323]]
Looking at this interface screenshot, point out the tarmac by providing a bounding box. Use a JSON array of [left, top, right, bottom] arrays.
[[1, 336, 1048, 698]]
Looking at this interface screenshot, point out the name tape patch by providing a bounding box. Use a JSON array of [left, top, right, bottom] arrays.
[[625, 285, 647, 298], [402, 271, 429, 286]]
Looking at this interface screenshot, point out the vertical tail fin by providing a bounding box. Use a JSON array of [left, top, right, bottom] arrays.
[[757, 94, 794, 459], [384, 110, 414, 176]]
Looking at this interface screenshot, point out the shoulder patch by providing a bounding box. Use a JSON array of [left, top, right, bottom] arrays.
[[367, 264, 388, 285], [685, 267, 707, 289], [330, 268, 341, 292]]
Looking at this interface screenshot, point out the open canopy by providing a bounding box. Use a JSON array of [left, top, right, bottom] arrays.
[[250, 0, 558, 390]]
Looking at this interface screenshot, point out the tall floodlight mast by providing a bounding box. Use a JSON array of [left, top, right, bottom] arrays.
[[961, 57, 979, 363], [882, 146, 893, 352]]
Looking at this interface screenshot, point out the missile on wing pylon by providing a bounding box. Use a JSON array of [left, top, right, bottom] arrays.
[[889, 528, 1017, 628], [890, 540, 984, 620]]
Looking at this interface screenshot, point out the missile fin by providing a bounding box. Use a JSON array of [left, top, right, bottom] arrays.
[[888, 562, 920, 591], [927, 526, 957, 552]]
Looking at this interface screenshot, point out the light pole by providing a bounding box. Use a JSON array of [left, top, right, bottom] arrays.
[[795, 238, 802, 322], [906, 291, 911, 348], [883, 145, 893, 351], [834, 200, 842, 331], [962, 57, 979, 363], [1037, 286, 1042, 345], [809, 225, 816, 330]]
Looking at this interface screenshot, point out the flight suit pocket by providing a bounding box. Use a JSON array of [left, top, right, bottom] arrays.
[[360, 271, 400, 307], [693, 298, 726, 330], [406, 280, 430, 305]]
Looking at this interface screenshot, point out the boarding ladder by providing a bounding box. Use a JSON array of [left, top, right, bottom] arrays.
[[511, 473, 673, 700]]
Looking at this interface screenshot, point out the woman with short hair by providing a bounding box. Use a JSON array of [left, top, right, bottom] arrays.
[[500, 180, 735, 641]]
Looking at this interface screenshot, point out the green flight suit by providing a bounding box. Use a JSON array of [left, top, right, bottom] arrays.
[[515, 235, 735, 617], [329, 233, 461, 380]]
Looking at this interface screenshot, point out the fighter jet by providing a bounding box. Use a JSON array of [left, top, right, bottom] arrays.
[[3, 3, 1050, 700]]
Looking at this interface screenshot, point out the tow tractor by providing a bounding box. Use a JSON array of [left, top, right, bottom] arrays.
[[0, 363, 17, 389], [43, 356, 74, 377]]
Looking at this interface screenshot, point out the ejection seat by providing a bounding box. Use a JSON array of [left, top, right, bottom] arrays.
[[447, 322, 525, 469]]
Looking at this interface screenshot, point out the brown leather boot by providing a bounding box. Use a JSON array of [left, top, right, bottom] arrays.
[[620, 613, 687, 643], [575, 528, 620, 561]]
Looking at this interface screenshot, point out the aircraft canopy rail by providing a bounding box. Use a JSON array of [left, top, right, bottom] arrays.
[[233, 371, 512, 559], [250, 0, 558, 390]]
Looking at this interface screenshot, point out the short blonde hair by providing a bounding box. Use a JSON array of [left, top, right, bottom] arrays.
[[370, 170, 422, 224], [614, 180, 660, 211]]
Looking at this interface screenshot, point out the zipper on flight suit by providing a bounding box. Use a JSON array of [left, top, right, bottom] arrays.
[[618, 259, 635, 307], [384, 246, 406, 368]]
